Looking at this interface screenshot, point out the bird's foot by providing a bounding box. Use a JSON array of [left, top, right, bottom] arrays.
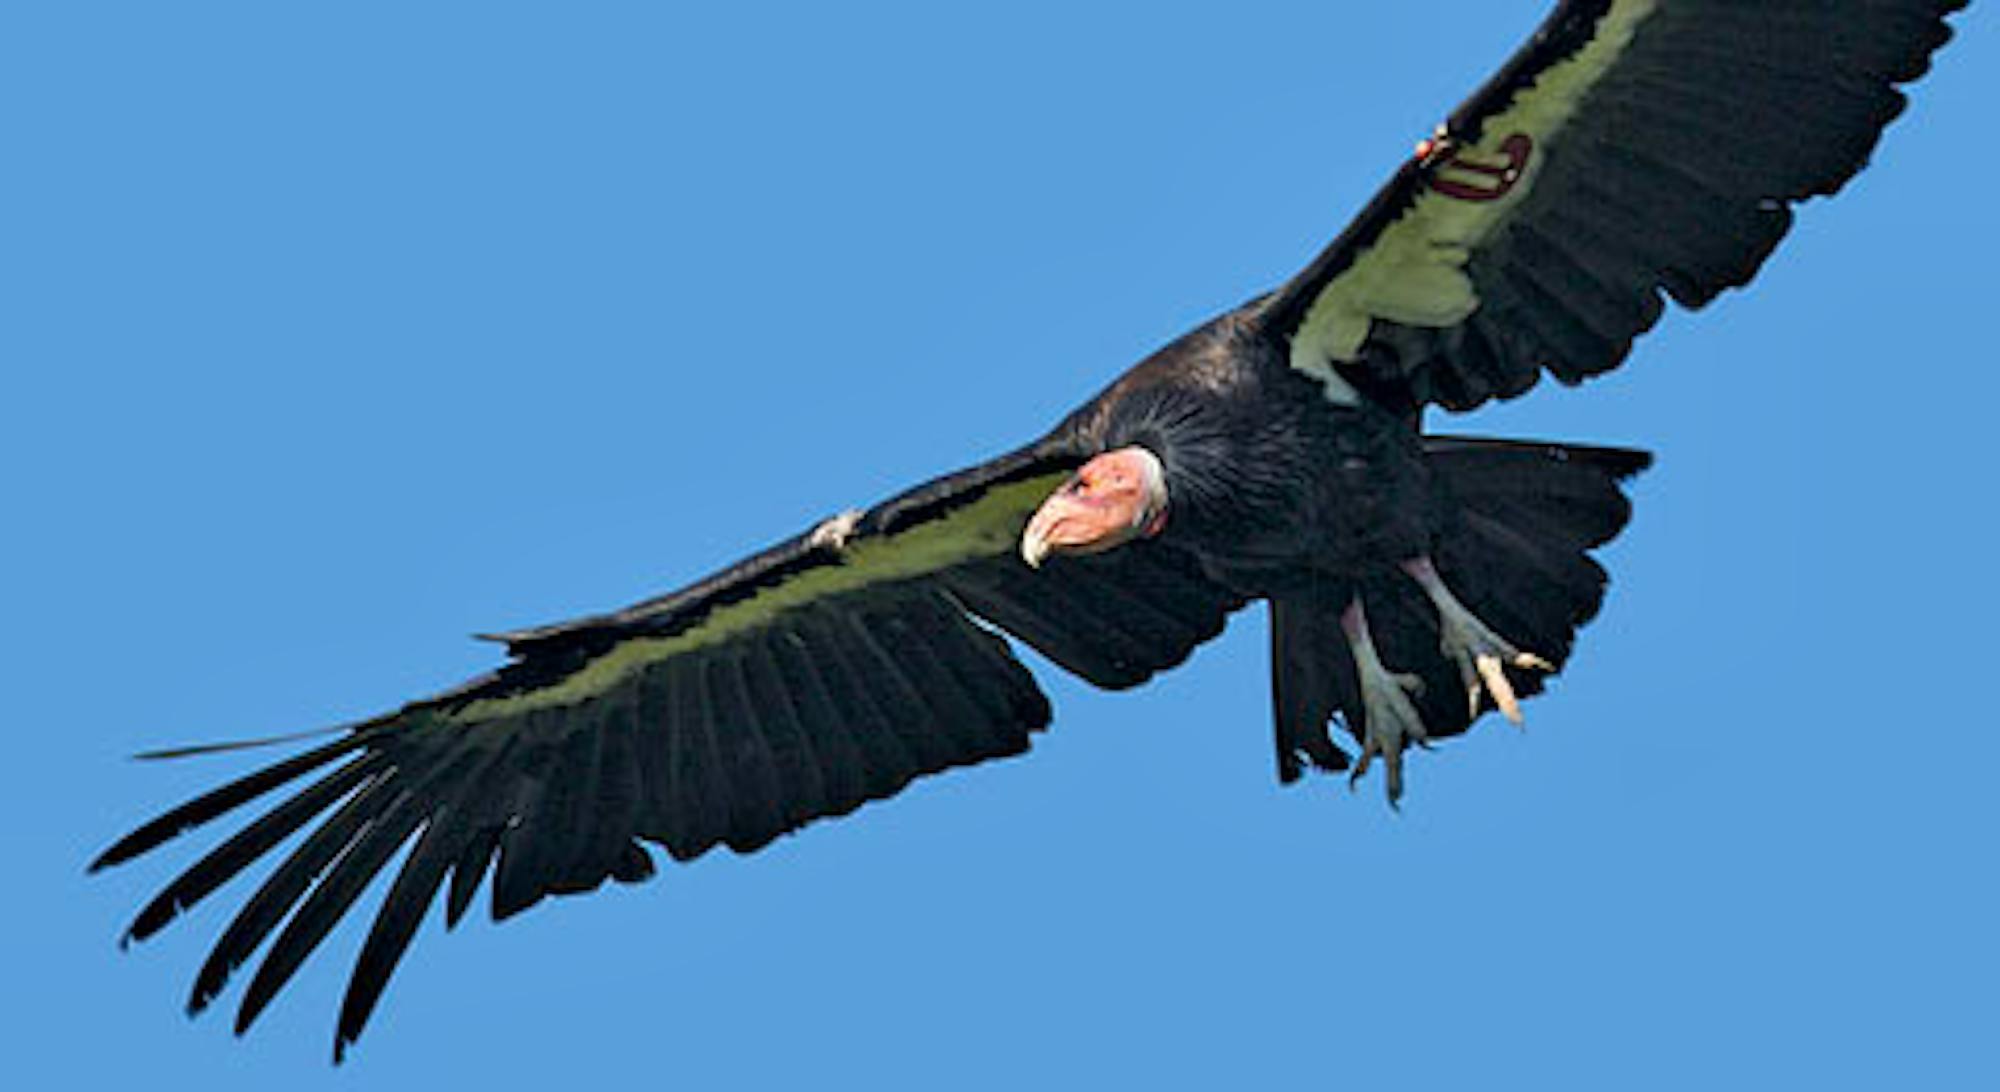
[[1400, 557, 1551, 724], [1341, 597, 1427, 805]]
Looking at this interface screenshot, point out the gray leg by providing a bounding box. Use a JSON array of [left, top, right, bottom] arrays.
[[1399, 556, 1552, 725]]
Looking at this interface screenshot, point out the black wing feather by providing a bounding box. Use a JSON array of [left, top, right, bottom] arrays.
[[122, 754, 388, 945], [444, 823, 501, 930], [98, 442, 1242, 1055], [187, 769, 398, 1015], [337, 798, 473, 1061], [234, 784, 430, 1036], [91, 734, 370, 872], [1260, 0, 1964, 412]]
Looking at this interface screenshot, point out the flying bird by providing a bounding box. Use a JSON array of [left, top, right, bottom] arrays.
[[95, 0, 1964, 1061]]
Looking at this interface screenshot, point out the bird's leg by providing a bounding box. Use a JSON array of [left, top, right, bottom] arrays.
[[1398, 556, 1552, 725], [1341, 596, 1426, 804]]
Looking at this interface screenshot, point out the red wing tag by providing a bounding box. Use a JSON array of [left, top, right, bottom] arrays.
[[1429, 133, 1535, 202]]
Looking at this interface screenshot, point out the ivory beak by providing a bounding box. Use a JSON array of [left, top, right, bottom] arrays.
[[1021, 528, 1053, 569]]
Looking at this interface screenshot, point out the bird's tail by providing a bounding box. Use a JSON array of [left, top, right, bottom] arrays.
[[1268, 435, 1650, 787]]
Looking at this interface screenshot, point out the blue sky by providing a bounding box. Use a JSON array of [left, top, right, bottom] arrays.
[[6, 2, 1994, 1087]]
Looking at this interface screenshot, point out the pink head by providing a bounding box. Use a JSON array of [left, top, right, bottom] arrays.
[[1019, 446, 1169, 568]]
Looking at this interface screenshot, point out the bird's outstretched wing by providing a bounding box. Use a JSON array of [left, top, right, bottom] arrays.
[[1256, 0, 1964, 412], [91, 440, 1244, 1059]]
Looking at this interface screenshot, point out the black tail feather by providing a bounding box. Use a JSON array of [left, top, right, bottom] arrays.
[[1427, 435, 1649, 675], [1268, 581, 1358, 783]]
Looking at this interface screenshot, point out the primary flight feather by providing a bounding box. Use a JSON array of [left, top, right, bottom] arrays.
[[94, 0, 1965, 1060]]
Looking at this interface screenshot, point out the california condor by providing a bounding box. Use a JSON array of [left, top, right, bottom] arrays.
[[93, 0, 1966, 1060]]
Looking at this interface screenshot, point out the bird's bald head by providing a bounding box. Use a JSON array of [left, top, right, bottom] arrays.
[[1019, 446, 1168, 568]]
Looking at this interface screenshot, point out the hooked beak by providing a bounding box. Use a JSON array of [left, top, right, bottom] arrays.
[[1020, 446, 1168, 568], [1019, 515, 1060, 569]]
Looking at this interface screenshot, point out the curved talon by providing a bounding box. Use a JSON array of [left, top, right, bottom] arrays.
[[1350, 667, 1426, 804], [1401, 557, 1554, 726], [1340, 597, 1428, 804]]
